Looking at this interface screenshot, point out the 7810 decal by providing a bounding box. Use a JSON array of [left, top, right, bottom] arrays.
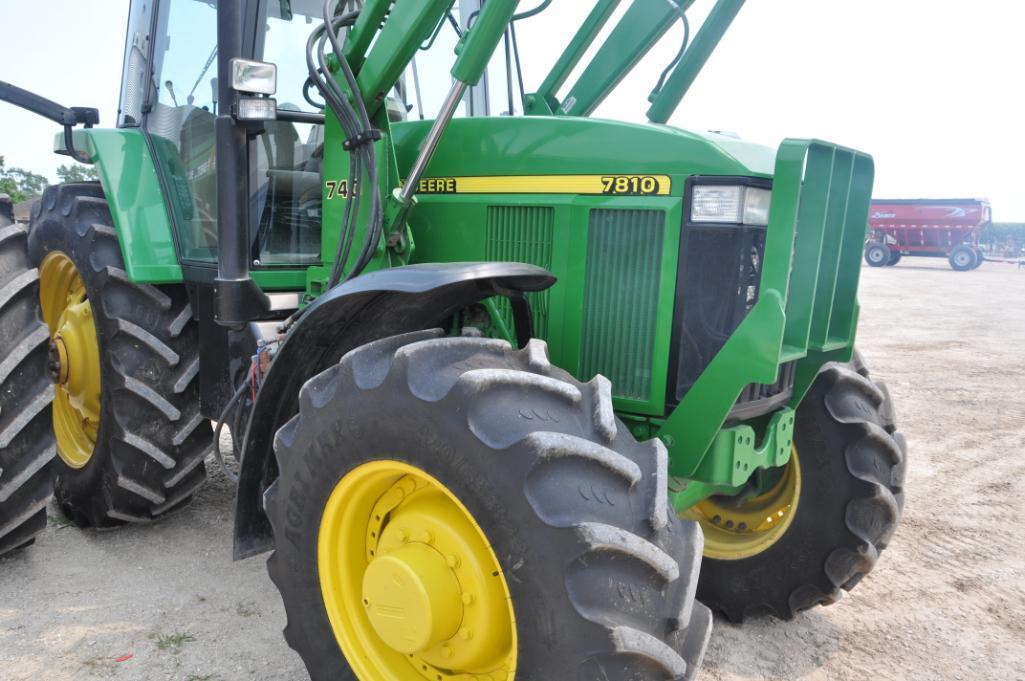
[[600, 175, 663, 196]]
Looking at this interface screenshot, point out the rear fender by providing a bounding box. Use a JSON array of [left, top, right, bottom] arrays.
[[232, 262, 555, 559]]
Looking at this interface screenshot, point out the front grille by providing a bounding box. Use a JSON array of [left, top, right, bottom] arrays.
[[671, 221, 767, 403], [580, 209, 665, 401], [485, 205, 555, 338]]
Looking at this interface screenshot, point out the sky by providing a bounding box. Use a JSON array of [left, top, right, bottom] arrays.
[[1, 0, 1023, 220]]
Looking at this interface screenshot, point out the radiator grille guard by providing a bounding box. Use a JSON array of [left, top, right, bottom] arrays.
[[660, 140, 875, 478], [580, 209, 665, 401]]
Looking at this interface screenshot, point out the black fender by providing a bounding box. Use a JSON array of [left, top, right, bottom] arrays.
[[232, 262, 555, 559]]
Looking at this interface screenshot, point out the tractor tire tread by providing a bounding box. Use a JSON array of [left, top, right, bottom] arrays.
[[697, 354, 905, 623], [266, 331, 709, 681], [27, 183, 210, 528]]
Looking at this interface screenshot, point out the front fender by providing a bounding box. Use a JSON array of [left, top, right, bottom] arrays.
[[232, 262, 554, 559]]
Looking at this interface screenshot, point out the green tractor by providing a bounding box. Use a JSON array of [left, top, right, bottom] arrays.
[[0, 0, 906, 678]]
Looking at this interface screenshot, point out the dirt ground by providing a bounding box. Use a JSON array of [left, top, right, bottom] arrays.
[[1, 258, 1023, 681]]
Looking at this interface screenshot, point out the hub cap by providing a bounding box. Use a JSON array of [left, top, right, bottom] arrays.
[[319, 461, 517, 680], [39, 252, 101, 468], [684, 447, 802, 560]]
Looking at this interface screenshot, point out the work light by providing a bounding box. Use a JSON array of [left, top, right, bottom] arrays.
[[230, 58, 277, 95], [235, 97, 278, 121], [691, 184, 772, 226]]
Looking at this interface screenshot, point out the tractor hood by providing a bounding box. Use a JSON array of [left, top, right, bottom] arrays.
[[392, 116, 776, 183]]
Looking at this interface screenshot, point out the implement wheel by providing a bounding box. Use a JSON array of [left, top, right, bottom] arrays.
[[863, 242, 890, 267], [948, 245, 976, 271], [684, 352, 906, 622], [28, 183, 211, 527], [0, 224, 56, 557], [266, 331, 711, 681]]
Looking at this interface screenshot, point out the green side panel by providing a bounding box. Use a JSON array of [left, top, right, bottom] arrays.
[[64, 128, 183, 283], [251, 269, 311, 291], [484, 206, 555, 338], [580, 209, 664, 402]]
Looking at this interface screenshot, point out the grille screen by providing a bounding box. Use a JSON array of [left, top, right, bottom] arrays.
[[580, 209, 665, 401], [485, 206, 555, 338], [673, 224, 766, 402]]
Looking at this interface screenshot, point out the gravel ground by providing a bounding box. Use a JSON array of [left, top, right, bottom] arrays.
[[1, 258, 1023, 681]]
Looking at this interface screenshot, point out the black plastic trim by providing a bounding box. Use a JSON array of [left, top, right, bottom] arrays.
[[666, 174, 774, 414]]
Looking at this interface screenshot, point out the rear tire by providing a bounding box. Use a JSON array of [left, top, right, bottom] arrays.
[[28, 183, 211, 528], [886, 250, 902, 266], [948, 245, 976, 271], [863, 242, 890, 267], [693, 353, 906, 622], [0, 225, 56, 557], [266, 331, 711, 681]]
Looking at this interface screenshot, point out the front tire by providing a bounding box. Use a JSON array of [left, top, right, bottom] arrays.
[[266, 331, 711, 681], [689, 353, 907, 622], [28, 183, 211, 528]]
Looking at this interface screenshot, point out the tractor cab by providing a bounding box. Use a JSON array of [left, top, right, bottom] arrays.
[[119, 0, 519, 277], [121, 0, 329, 268]]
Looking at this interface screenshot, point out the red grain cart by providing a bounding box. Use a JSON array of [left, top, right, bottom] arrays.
[[865, 198, 991, 271]]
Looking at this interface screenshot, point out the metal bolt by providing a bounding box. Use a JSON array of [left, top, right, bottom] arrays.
[[446, 555, 461, 569], [459, 628, 473, 641], [712, 515, 722, 525], [738, 522, 748, 531], [724, 520, 734, 529], [461, 593, 474, 606]]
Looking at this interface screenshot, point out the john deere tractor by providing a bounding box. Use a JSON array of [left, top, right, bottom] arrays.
[[0, 1, 907, 679]]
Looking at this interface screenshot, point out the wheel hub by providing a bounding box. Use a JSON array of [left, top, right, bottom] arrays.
[[362, 542, 463, 654], [39, 252, 102, 468], [319, 462, 517, 680], [683, 446, 802, 560]]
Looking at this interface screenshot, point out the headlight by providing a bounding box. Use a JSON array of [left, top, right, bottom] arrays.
[[691, 184, 772, 226], [231, 58, 277, 95]]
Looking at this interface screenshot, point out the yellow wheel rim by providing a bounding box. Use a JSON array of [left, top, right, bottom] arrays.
[[39, 252, 101, 469], [684, 447, 802, 561], [319, 461, 517, 681]]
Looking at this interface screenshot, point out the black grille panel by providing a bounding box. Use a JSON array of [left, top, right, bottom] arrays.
[[671, 222, 767, 403]]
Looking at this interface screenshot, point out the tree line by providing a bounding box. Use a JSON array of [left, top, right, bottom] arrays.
[[981, 223, 1025, 256], [0, 155, 98, 203]]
